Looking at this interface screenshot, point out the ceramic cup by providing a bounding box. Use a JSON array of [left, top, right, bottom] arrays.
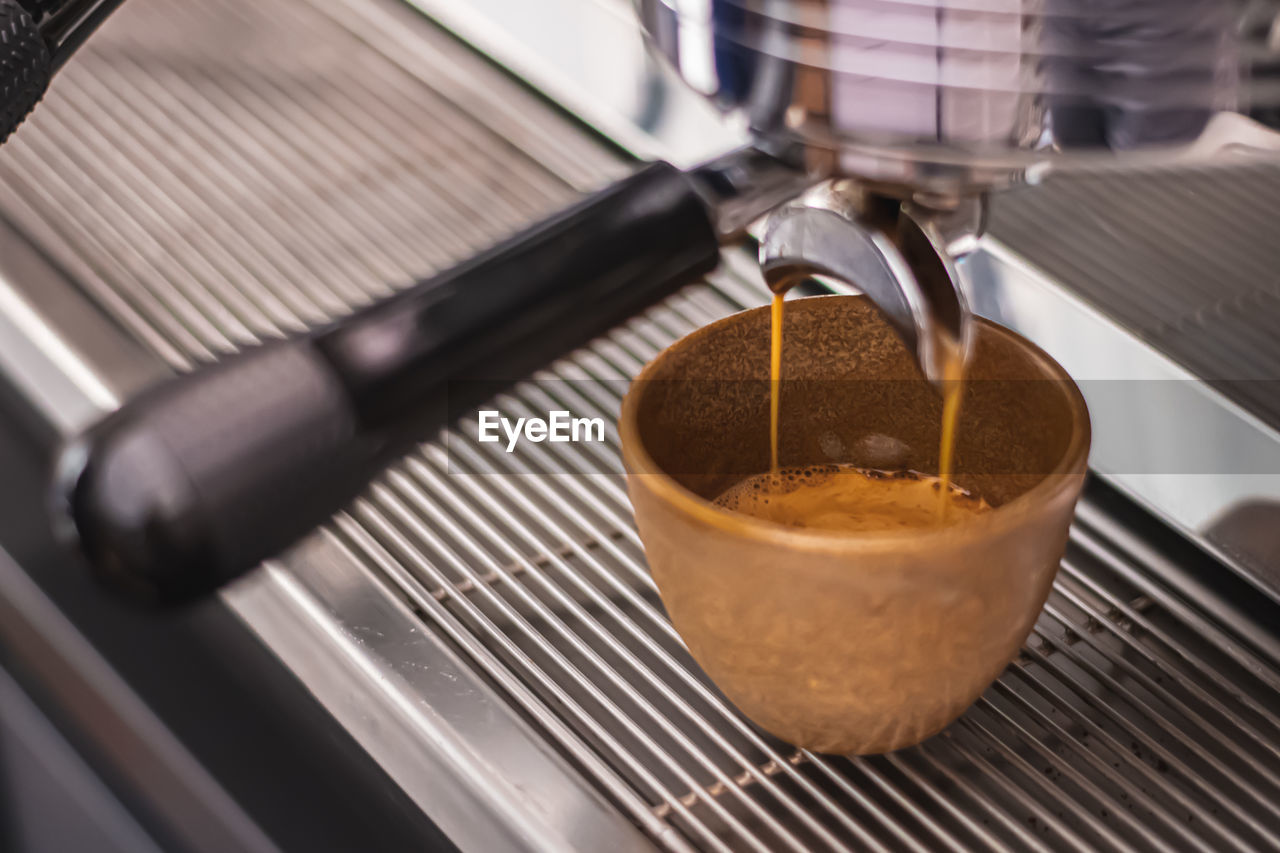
[[619, 295, 1090, 754]]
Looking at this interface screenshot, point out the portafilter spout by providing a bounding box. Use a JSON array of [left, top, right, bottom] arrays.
[[760, 182, 984, 388]]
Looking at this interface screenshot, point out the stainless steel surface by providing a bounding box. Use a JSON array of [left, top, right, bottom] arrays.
[[0, 0, 1278, 851], [0, 219, 165, 435], [967, 243, 1280, 601], [639, 0, 1280, 192], [0, 0, 624, 371], [404, 0, 744, 168], [0, 546, 280, 853], [760, 182, 978, 386], [229, 550, 658, 853], [989, 163, 1280, 428], [685, 146, 819, 239]]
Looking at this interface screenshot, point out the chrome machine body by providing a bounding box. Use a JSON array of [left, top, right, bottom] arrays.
[[640, 0, 1280, 188], [640, 0, 1280, 386]]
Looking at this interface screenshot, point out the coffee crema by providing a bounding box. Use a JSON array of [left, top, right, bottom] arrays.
[[768, 291, 971, 522], [713, 465, 989, 533]]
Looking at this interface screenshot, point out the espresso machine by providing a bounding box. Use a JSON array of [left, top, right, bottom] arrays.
[[6, 0, 1270, 604], [0, 0, 1279, 850]]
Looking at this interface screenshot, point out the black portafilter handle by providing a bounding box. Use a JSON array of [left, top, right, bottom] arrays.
[[0, 0, 127, 143], [0, 0, 53, 143], [56, 161, 722, 603]]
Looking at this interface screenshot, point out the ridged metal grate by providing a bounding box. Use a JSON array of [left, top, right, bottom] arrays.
[[0, 0, 622, 369], [2, 0, 1279, 850], [990, 166, 1280, 427]]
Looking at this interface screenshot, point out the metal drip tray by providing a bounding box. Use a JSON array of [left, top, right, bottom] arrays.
[[313, 269, 1280, 851], [0, 0, 1276, 850]]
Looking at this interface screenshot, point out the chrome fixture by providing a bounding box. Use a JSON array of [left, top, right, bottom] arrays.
[[637, 0, 1280, 191], [637, 0, 1280, 390]]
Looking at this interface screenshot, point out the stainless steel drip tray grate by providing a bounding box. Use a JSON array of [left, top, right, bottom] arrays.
[[320, 268, 1280, 852], [0, 0, 1277, 849]]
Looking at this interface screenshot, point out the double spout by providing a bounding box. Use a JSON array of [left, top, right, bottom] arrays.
[[758, 181, 983, 389], [685, 149, 982, 388]]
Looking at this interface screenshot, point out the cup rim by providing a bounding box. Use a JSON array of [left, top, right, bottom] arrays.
[[618, 294, 1091, 553]]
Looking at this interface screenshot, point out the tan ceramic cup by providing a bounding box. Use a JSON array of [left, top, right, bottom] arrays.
[[619, 295, 1090, 754]]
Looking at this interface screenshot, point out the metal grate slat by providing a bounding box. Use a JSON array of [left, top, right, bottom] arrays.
[[1008, 645, 1269, 845], [1032, 604, 1280, 835], [1048, 576, 1280, 772]]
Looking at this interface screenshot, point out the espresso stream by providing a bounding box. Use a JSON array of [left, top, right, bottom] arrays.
[[739, 293, 980, 531]]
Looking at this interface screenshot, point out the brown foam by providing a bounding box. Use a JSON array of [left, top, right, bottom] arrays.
[[713, 464, 990, 533]]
